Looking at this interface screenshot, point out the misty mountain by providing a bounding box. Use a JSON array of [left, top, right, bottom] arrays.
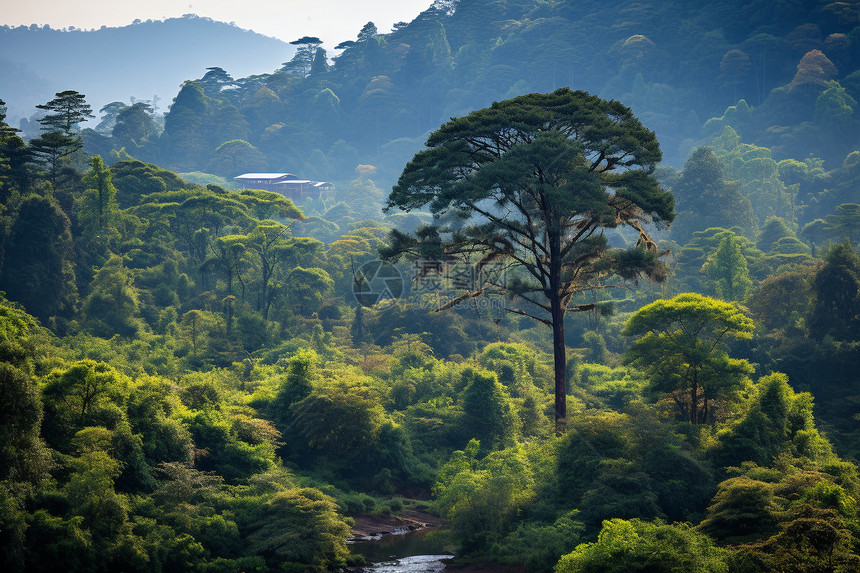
[[0, 15, 294, 123]]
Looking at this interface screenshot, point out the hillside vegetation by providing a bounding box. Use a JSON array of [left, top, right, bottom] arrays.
[[1, 1, 860, 571]]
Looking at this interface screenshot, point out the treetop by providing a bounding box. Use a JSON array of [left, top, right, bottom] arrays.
[[622, 293, 754, 340]]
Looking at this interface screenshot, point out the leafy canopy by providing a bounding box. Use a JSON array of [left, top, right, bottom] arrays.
[[623, 293, 754, 424], [385, 88, 674, 432]]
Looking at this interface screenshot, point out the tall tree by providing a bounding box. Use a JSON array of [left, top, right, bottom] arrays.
[[35, 90, 94, 136], [670, 147, 757, 244], [27, 131, 80, 186], [245, 220, 291, 320], [0, 194, 78, 322], [383, 89, 674, 433], [824, 203, 860, 246], [30, 90, 94, 182], [282, 36, 324, 77], [704, 234, 753, 302], [809, 242, 860, 340], [0, 99, 29, 200], [76, 156, 121, 286], [112, 102, 158, 147]]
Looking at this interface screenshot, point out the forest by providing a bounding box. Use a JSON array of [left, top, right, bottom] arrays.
[[1, 0, 860, 571]]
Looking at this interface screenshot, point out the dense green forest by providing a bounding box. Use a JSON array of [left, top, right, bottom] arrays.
[[2, 0, 860, 572]]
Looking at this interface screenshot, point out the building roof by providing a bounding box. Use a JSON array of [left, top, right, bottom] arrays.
[[233, 173, 298, 181]]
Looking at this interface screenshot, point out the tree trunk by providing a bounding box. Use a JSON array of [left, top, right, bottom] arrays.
[[261, 259, 270, 320], [549, 232, 567, 435], [551, 292, 567, 435], [690, 367, 699, 424]]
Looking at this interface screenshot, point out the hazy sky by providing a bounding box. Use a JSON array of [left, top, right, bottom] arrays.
[[3, 0, 437, 45]]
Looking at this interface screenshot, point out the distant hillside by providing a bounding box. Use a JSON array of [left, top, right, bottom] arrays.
[[72, 0, 857, 183], [0, 15, 293, 123]]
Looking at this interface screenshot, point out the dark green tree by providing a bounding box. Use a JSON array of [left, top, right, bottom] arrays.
[[162, 81, 209, 170], [670, 147, 758, 244], [282, 36, 324, 77], [27, 131, 81, 185], [245, 487, 350, 571], [459, 367, 517, 452], [747, 270, 812, 331], [823, 203, 860, 246], [76, 156, 121, 280], [94, 101, 127, 134], [0, 195, 78, 322], [36, 90, 94, 136], [200, 66, 234, 95], [0, 99, 29, 200], [712, 373, 834, 468], [0, 363, 51, 485], [245, 220, 291, 320], [112, 102, 158, 147], [757, 216, 795, 253], [81, 255, 142, 338], [283, 266, 334, 316], [350, 304, 366, 345], [40, 359, 130, 451], [30, 90, 93, 183], [383, 88, 674, 432], [809, 242, 860, 340]]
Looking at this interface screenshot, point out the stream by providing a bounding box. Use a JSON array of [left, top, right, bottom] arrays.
[[349, 526, 454, 572]]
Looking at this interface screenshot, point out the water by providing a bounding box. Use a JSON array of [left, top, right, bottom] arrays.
[[350, 527, 454, 572], [365, 554, 453, 573]]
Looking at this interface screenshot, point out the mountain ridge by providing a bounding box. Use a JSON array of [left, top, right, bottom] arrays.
[[0, 15, 294, 123]]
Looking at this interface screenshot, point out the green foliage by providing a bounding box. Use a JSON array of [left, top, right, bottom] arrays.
[[746, 269, 812, 332], [711, 373, 834, 468], [703, 235, 753, 301], [555, 407, 715, 527], [698, 473, 780, 541], [385, 88, 673, 432], [36, 90, 94, 135], [757, 216, 795, 253], [0, 363, 51, 484], [5, 7, 860, 562], [623, 293, 754, 424], [713, 128, 796, 225], [185, 409, 276, 482], [0, 194, 78, 323], [492, 512, 584, 571], [459, 367, 518, 452], [269, 349, 316, 425], [808, 242, 860, 340], [433, 442, 538, 552], [556, 518, 730, 573], [81, 255, 142, 338], [283, 266, 334, 316], [40, 360, 130, 452], [670, 147, 758, 244], [291, 376, 385, 455], [823, 203, 860, 247], [245, 487, 350, 571], [674, 227, 765, 294]]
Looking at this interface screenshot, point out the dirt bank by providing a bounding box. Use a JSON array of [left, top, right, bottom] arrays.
[[349, 510, 441, 540], [443, 563, 526, 573]]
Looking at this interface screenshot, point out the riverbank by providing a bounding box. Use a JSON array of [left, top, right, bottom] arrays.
[[443, 562, 526, 573], [349, 510, 441, 540]]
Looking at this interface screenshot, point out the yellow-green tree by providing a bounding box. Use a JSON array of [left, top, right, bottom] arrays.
[[623, 293, 754, 424]]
